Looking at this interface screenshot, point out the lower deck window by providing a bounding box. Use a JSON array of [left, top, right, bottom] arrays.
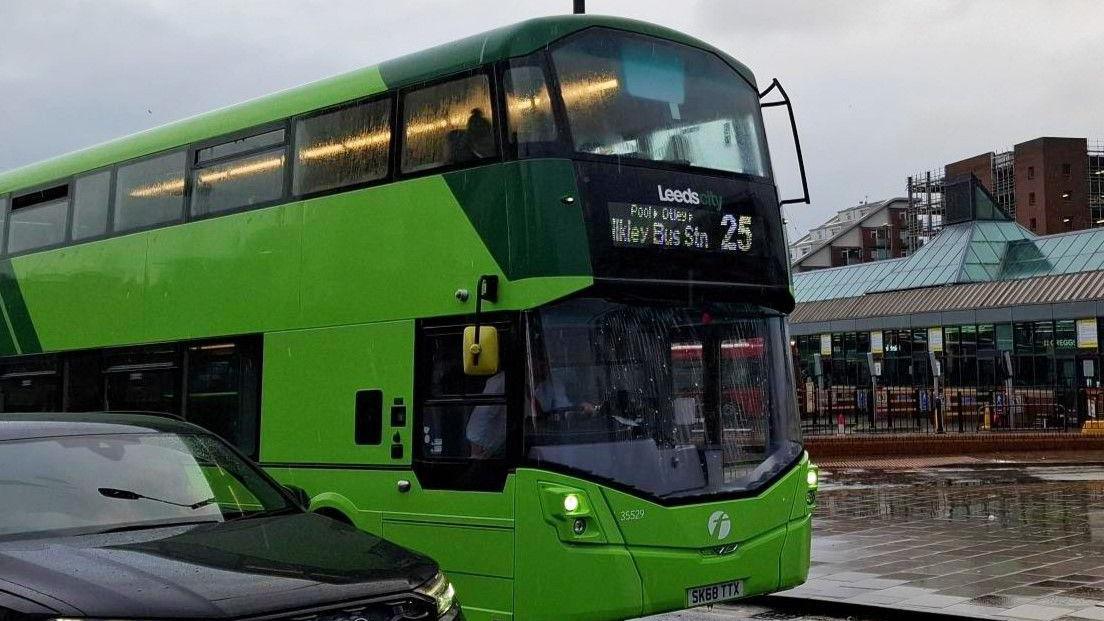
[[0, 336, 262, 456], [104, 346, 181, 414], [186, 340, 260, 456], [0, 358, 60, 412]]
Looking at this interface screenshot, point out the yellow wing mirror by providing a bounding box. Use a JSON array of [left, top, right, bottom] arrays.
[[462, 274, 501, 376], [463, 325, 499, 376]]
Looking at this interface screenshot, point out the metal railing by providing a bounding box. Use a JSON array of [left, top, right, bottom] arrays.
[[800, 384, 1088, 436]]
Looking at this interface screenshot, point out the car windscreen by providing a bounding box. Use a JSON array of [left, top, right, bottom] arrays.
[[0, 432, 291, 540], [551, 28, 770, 177]]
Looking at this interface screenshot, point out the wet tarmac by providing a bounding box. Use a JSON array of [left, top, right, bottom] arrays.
[[649, 597, 932, 620], [647, 461, 1104, 620], [789, 462, 1104, 620]]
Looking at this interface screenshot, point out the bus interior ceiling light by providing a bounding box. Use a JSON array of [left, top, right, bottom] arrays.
[[129, 178, 185, 199], [506, 77, 619, 115], [196, 156, 284, 185], [129, 155, 285, 198], [298, 131, 391, 161]]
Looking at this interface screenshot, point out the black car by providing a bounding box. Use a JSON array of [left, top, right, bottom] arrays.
[[0, 413, 461, 620]]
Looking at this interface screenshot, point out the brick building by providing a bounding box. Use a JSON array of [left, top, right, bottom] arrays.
[[908, 137, 1104, 248], [789, 198, 910, 272]]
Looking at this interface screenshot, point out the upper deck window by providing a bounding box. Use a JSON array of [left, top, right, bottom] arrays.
[[294, 98, 391, 195], [504, 63, 558, 155], [8, 185, 69, 254], [191, 130, 287, 217], [551, 29, 770, 177], [401, 74, 497, 174], [196, 129, 284, 164], [72, 170, 112, 241], [114, 151, 186, 232]]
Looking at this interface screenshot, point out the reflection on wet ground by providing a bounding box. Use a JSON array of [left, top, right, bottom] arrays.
[[649, 598, 915, 620], [785, 463, 1104, 620]]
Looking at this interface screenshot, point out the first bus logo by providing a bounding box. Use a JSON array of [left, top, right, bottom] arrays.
[[707, 510, 732, 540]]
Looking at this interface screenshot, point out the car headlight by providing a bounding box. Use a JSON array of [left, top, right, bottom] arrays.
[[416, 571, 457, 616]]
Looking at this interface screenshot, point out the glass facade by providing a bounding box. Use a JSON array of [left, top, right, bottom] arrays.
[[794, 318, 1103, 434]]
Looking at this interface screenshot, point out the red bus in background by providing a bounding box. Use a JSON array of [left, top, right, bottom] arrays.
[[671, 337, 767, 437]]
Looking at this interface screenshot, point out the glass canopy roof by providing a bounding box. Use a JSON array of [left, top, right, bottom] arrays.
[[794, 218, 1104, 303]]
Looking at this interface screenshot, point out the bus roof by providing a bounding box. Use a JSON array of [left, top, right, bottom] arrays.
[[0, 14, 756, 194]]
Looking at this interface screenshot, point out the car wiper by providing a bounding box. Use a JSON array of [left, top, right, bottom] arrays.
[[98, 487, 217, 510], [227, 505, 300, 522], [97, 519, 221, 534]]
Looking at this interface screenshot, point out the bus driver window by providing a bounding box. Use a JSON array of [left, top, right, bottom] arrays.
[[421, 326, 509, 460]]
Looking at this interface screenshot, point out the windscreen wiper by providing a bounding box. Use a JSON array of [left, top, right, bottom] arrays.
[[98, 487, 217, 510], [97, 519, 221, 534], [228, 506, 300, 522]]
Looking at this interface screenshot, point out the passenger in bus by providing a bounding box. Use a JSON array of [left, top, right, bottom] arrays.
[[466, 370, 506, 458], [467, 107, 495, 158], [444, 129, 472, 165]]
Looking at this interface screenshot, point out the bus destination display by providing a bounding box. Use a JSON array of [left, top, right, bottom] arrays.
[[608, 201, 754, 254]]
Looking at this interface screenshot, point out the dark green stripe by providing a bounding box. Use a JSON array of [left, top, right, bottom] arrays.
[[443, 160, 591, 280], [0, 261, 40, 354], [0, 292, 14, 356]]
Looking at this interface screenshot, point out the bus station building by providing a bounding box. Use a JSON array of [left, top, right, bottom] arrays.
[[790, 175, 1104, 434]]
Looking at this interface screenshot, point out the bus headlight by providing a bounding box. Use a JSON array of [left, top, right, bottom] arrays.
[[563, 493, 581, 513], [416, 571, 457, 615]]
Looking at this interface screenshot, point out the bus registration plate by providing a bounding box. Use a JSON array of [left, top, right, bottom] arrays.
[[687, 580, 743, 607]]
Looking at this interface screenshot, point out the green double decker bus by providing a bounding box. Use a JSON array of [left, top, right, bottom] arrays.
[[0, 14, 815, 620]]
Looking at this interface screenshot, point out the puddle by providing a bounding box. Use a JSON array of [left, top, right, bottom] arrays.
[[819, 464, 1104, 492]]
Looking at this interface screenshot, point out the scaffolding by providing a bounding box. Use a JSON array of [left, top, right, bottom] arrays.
[[1090, 140, 1104, 227], [907, 139, 1104, 246], [991, 149, 1015, 219], [906, 169, 944, 254], [908, 151, 1014, 253]]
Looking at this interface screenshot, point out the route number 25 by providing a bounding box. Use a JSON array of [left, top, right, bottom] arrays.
[[721, 214, 753, 252]]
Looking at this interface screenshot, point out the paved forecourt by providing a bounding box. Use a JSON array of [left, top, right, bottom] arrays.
[[780, 464, 1104, 621]]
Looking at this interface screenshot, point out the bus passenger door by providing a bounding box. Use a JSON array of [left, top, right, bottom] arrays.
[[381, 317, 520, 621]]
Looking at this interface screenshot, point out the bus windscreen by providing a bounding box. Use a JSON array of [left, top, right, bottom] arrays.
[[523, 298, 802, 501], [552, 29, 769, 177]]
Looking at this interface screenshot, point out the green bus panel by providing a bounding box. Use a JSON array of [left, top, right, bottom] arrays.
[[269, 466, 517, 621], [261, 320, 415, 466], [9, 165, 592, 356], [267, 458, 812, 621]]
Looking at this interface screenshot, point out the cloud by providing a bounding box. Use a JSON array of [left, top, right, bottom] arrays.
[[1, 0, 1101, 241]]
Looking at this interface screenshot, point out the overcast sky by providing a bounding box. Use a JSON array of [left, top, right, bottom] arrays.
[[1, 1, 1101, 239]]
